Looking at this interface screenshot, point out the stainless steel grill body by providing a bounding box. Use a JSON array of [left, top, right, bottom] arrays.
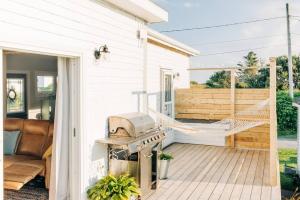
[[97, 112, 165, 198]]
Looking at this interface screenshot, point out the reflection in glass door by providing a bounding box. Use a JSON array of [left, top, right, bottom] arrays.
[[161, 70, 174, 117], [7, 74, 27, 118]]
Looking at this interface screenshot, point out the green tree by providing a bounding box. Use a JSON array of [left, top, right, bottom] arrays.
[[206, 71, 231, 88], [238, 51, 259, 68], [236, 51, 261, 88], [190, 80, 198, 85], [276, 55, 300, 90], [205, 52, 300, 89]]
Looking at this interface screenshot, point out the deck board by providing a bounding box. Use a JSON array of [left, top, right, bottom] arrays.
[[208, 150, 242, 200], [230, 150, 253, 200], [146, 144, 281, 200], [164, 146, 214, 199]]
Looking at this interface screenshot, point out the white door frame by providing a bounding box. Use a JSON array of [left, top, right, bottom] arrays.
[[160, 68, 175, 118], [68, 57, 82, 200], [0, 46, 83, 200], [0, 48, 4, 200]]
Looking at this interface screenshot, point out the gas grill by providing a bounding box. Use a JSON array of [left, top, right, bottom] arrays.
[[97, 112, 166, 198]]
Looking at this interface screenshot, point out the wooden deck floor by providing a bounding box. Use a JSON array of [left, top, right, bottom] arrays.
[[146, 143, 281, 200]]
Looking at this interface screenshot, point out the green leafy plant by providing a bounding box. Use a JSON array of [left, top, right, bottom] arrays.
[[284, 188, 300, 200], [87, 174, 140, 200], [159, 153, 174, 160]]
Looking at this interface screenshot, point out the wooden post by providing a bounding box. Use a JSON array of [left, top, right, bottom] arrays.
[[293, 104, 300, 174], [269, 57, 278, 186], [229, 69, 236, 147]]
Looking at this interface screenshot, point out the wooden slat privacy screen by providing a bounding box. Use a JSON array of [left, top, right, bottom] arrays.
[[175, 88, 270, 149]]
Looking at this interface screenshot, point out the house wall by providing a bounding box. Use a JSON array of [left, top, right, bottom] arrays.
[[147, 40, 190, 146], [0, 0, 193, 197], [6, 54, 57, 119], [0, 0, 147, 198]]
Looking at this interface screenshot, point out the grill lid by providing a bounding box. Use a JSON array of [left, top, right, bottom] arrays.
[[109, 112, 156, 138]]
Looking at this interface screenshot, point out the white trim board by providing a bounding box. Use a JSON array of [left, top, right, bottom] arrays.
[[103, 0, 168, 23], [147, 29, 199, 56]]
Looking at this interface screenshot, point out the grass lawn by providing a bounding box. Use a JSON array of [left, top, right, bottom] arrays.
[[278, 130, 297, 139], [279, 148, 298, 191]]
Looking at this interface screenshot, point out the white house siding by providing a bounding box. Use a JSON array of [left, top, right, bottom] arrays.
[[0, 0, 146, 198], [147, 42, 190, 147]]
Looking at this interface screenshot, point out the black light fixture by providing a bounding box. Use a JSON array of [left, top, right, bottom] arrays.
[[94, 45, 110, 59], [173, 72, 180, 79]]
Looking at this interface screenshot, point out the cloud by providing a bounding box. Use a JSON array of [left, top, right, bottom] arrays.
[[183, 2, 200, 8], [153, 0, 200, 9], [152, 0, 171, 6]]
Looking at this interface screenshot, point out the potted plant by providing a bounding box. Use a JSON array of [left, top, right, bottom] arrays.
[[87, 174, 140, 200], [159, 152, 174, 179]]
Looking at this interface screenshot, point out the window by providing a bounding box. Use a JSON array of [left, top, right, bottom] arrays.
[[7, 74, 26, 114], [35, 72, 57, 97], [37, 76, 55, 94], [164, 74, 172, 102]]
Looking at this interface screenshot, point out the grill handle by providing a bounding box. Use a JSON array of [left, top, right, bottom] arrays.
[[144, 153, 153, 158]]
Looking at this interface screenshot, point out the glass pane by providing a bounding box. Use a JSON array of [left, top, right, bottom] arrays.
[[164, 74, 172, 102], [37, 76, 54, 94], [7, 78, 25, 113]]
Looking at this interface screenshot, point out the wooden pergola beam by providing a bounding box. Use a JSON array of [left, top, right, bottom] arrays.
[[229, 69, 236, 147], [269, 57, 278, 186]]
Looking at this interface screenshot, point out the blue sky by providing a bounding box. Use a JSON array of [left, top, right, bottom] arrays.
[[151, 0, 300, 82]]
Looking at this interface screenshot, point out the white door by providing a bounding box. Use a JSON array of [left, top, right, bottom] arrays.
[[161, 70, 174, 117]]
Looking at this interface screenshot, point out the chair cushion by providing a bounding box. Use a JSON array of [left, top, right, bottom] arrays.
[[4, 131, 21, 155], [17, 120, 50, 158]]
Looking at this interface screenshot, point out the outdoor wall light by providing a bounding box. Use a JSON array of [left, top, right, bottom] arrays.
[[173, 72, 180, 79], [94, 45, 110, 59]]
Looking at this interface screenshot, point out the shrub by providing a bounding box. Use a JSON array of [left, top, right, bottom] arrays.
[[277, 91, 297, 132], [159, 153, 174, 160], [190, 80, 198, 85], [87, 174, 140, 200]]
